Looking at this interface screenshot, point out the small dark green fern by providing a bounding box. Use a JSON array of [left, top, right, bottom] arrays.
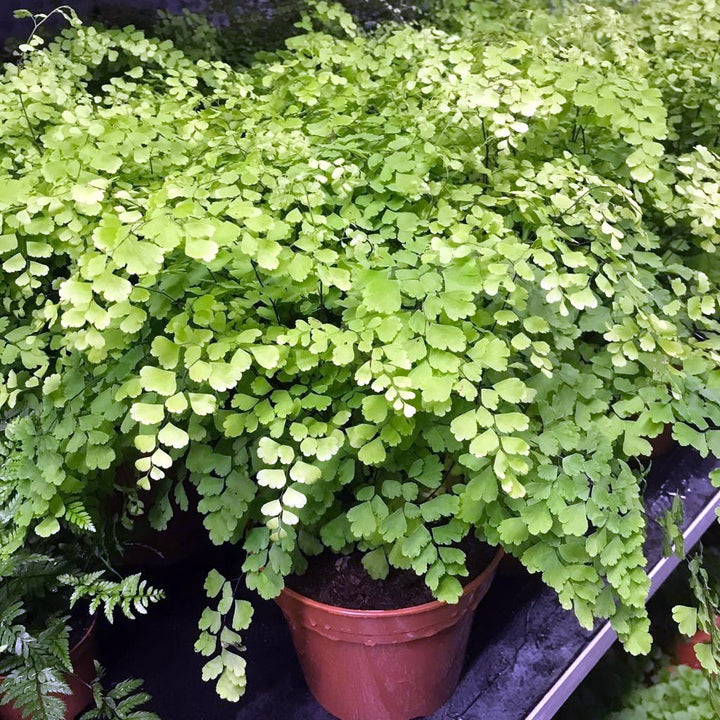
[[0, 598, 72, 720], [0, 548, 162, 720], [0, 598, 159, 720], [83, 664, 159, 720]]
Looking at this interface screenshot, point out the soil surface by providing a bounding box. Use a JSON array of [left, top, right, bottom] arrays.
[[286, 537, 498, 610]]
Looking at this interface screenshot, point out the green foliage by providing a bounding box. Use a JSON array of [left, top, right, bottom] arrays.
[[195, 570, 253, 702], [60, 572, 165, 622], [0, 571, 160, 720], [153, 0, 424, 66], [2, 0, 720, 701], [0, 530, 162, 719], [153, 10, 223, 63], [82, 664, 159, 720], [0, 602, 71, 720], [659, 496, 685, 559], [608, 665, 713, 720]]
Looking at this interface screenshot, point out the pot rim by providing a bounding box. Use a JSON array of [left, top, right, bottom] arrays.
[[279, 546, 504, 618], [71, 614, 97, 655]]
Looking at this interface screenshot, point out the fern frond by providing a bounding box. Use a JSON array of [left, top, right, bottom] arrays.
[[0, 598, 73, 720], [0, 551, 70, 599], [0, 666, 70, 720], [60, 572, 164, 622], [0, 525, 26, 557], [35, 618, 72, 671], [0, 597, 34, 665], [80, 664, 159, 720], [65, 501, 96, 532]]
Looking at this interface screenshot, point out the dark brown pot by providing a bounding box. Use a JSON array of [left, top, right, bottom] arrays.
[[276, 548, 504, 720], [114, 466, 212, 568], [118, 507, 212, 567], [0, 618, 96, 720], [649, 424, 674, 458]]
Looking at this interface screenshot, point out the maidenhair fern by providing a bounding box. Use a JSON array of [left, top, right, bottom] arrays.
[[1, 0, 720, 704], [609, 666, 713, 720], [195, 570, 253, 702], [672, 552, 720, 715]]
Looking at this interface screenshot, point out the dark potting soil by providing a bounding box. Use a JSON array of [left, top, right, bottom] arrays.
[[286, 537, 498, 610]]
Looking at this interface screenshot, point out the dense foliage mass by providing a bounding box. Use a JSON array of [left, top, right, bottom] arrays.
[[1, 0, 720, 700], [608, 665, 713, 720]]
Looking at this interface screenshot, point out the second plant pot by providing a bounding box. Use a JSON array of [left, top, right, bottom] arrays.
[[276, 547, 504, 720], [0, 618, 96, 720], [649, 424, 675, 459]]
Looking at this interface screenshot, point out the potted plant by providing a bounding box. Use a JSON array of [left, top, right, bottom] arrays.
[[0, 539, 162, 720], [1, 0, 720, 716], [0, 581, 96, 720]]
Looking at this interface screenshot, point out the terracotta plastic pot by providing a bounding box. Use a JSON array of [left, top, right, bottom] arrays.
[[675, 615, 720, 670], [0, 618, 96, 720], [276, 548, 504, 720]]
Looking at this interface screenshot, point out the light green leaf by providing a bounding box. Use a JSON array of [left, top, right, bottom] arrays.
[[672, 605, 698, 637], [498, 517, 529, 545], [231, 600, 254, 632], [189, 393, 217, 415], [362, 549, 389, 580], [282, 486, 307, 508], [251, 346, 280, 369], [158, 422, 190, 448], [205, 569, 226, 598], [72, 184, 104, 206], [427, 324, 466, 352], [140, 366, 177, 396], [494, 378, 530, 403], [469, 428, 499, 457], [166, 392, 189, 414], [559, 503, 588, 537], [0, 234, 18, 253], [347, 501, 377, 537], [435, 575, 463, 603], [186, 237, 219, 262], [131, 402, 165, 425], [151, 336, 180, 369], [358, 437, 386, 465], [451, 410, 477, 442], [289, 461, 322, 484], [362, 276, 401, 314], [35, 517, 60, 537], [257, 469, 286, 489]]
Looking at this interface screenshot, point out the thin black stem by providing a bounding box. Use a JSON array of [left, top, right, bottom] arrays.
[[250, 260, 281, 325], [17, 92, 41, 154]]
